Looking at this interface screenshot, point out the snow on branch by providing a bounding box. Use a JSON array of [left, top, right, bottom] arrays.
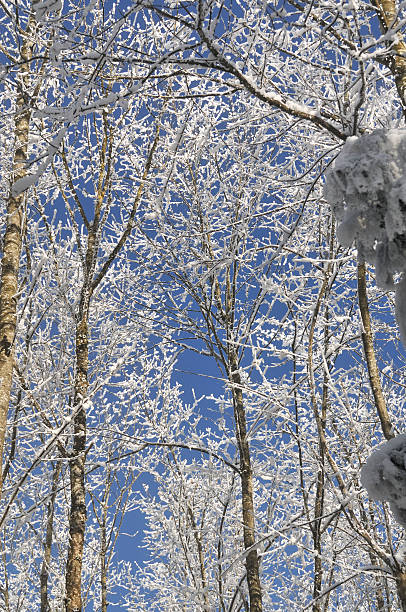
[[361, 434, 406, 528], [324, 129, 406, 344]]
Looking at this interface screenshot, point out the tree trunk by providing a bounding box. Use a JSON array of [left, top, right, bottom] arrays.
[[65, 318, 88, 612], [229, 351, 262, 612], [100, 517, 107, 612], [41, 461, 61, 611], [357, 262, 394, 440], [396, 571, 406, 612], [0, 18, 35, 494], [372, 0, 406, 113], [187, 504, 210, 611], [312, 311, 331, 612]]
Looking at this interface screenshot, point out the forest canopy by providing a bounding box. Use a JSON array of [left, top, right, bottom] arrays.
[[1, 1, 406, 611]]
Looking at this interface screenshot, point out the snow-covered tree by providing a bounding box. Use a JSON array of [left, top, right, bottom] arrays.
[[2, 1, 406, 611]]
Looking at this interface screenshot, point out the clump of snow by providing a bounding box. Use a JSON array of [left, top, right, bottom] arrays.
[[395, 541, 406, 566], [361, 434, 406, 527], [33, 0, 62, 19], [11, 174, 38, 197], [324, 129, 406, 344]]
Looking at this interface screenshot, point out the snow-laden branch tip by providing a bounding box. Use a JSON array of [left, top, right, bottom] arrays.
[[361, 434, 406, 528], [324, 129, 406, 344]]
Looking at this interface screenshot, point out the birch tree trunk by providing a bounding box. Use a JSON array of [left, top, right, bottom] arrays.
[[357, 262, 394, 440], [0, 13, 36, 494], [63, 111, 158, 610], [229, 351, 262, 612], [41, 461, 62, 611], [65, 115, 103, 610], [397, 571, 406, 612], [372, 0, 406, 112], [65, 317, 89, 612]]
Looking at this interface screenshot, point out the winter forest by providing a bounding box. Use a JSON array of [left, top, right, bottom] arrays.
[[4, 1, 406, 611]]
